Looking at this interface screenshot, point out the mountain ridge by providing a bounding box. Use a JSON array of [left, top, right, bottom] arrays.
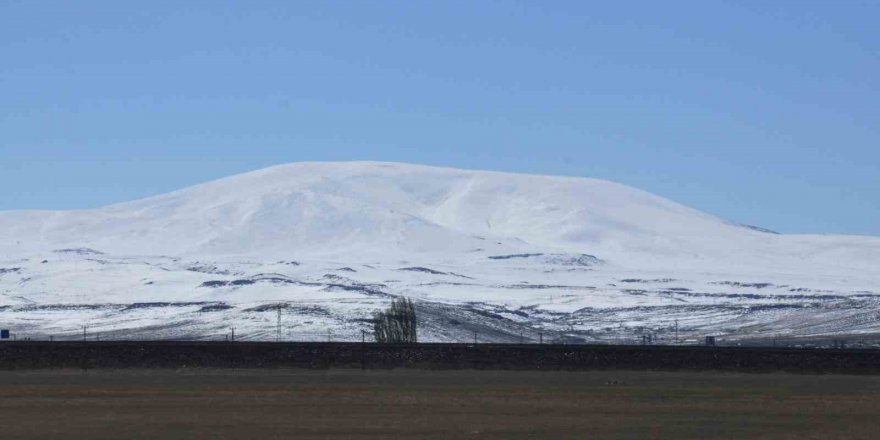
[[1, 161, 878, 342], [0, 161, 877, 271]]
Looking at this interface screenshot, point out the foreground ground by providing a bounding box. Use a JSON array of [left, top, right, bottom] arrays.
[[0, 369, 878, 439]]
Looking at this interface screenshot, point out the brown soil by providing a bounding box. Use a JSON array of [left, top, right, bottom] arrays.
[[0, 369, 878, 439]]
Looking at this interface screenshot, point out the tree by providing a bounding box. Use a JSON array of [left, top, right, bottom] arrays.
[[373, 297, 417, 343]]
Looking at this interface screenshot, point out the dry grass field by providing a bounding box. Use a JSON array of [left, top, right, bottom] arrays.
[[0, 369, 878, 439]]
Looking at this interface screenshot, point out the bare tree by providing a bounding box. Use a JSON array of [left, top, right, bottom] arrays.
[[373, 297, 417, 343]]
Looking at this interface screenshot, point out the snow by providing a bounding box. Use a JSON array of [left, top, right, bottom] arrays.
[[0, 161, 878, 342]]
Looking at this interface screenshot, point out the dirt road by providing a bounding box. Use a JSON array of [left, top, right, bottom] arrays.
[[0, 369, 878, 439]]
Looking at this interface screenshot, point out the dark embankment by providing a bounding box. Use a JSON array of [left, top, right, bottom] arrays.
[[0, 341, 879, 373]]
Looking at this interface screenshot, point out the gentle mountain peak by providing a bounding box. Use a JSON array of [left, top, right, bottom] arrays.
[[1, 162, 877, 273]]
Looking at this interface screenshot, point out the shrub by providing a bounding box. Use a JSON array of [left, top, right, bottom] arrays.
[[373, 297, 417, 343]]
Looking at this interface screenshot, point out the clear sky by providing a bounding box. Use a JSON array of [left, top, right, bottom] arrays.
[[1, 1, 878, 236]]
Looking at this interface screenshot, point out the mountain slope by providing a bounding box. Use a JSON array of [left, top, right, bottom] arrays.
[[0, 162, 878, 343], [2, 161, 876, 269]]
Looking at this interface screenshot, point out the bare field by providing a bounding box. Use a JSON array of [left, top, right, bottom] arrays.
[[0, 369, 878, 439]]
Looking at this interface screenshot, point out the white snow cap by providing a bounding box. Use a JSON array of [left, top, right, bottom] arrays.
[[0, 161, 876, 273]]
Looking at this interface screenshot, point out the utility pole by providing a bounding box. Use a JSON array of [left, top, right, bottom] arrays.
[[276, 306, 282, 343], [539, 332, 543, 345], [361, 330, 366, 370], [473, 330, 477, 345], [231, 327, 235, 342], [674, 319, 679, 345]]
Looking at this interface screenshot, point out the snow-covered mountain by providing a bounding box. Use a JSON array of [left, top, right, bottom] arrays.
[[1, 162, 878, 344]]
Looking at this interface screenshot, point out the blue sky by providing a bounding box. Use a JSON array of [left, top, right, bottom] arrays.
[[1, 0, 878, 235]]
